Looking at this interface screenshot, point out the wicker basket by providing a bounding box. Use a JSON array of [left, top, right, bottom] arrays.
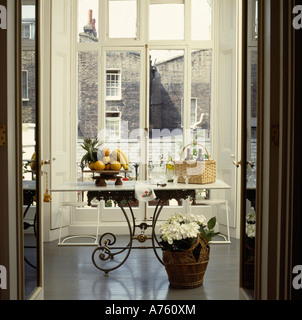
[[162, 235, 210, 289], [175, 143, 216, 184]]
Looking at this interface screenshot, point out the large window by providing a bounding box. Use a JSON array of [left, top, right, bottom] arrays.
[[76, 0, 214, 182]]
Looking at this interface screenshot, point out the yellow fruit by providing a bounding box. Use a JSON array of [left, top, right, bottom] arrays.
[[111, 149, 129, 169], [102, 148, 110, 157], [117, 149, 129, 165], [102, 156, 111, 164], [94, 161, 105, 171], [89, 162, 96, 170], [30, 152, 36, 171], [110, 161, 122, 171], [105, 164, 111, 170]]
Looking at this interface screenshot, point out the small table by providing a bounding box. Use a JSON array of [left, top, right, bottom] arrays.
[[51, 179, 230, 275]]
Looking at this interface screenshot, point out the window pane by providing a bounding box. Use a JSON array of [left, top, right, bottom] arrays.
[[78, 0, 99, 42], [149, 3, 184, 40], [191, 0, 212, 41], [149, 50, 184, 165], [191, 49, 213, 150], [22, 5, 35, 41], [254, 0, 258, 41], [104, 51, 141, 167], [77, 51, 99, 142], [109, 0, 137, 39], [22, 50, 36, 118], [22, 71, 28, 100]]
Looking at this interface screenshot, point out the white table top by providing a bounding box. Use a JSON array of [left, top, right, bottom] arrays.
[[51, 179, 230, 193], [23, 180, 36, 191]]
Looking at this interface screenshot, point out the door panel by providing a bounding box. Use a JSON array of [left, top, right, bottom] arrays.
[[216, 0, 239, 232], [50, 0, 72, 230]]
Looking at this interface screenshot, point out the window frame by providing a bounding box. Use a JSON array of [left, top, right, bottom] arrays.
[[74, 0, 216, 217]]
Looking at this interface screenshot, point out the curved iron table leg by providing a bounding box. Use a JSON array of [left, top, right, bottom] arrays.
[[151, 199, 165, 265], [92, 203, 134, 276]]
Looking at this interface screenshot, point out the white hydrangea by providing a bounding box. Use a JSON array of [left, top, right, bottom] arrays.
[[246, 223, 256, 238], [159, 213, 206, 245]]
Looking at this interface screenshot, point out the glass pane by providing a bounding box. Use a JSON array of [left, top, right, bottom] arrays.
[[149, 50, 184, 185], [77, 51, 99, 173], [244, 49, 257, 293], [149, 3, 184, 40], [104, 51, 141, 179], [22, 5, 36, 41], [254, 0, 258, 41], [109, 0, 137, 39], [191, 0, 213, 41], [78, 0, 99, 42], [22, 1, 38, 300], [191, 49, 213, 153]]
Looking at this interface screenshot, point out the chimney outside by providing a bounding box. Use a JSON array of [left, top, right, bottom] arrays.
[[88, 9, 93, 24]]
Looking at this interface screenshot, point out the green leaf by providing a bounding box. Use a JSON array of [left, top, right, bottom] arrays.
[[207, 217, 216, 231]]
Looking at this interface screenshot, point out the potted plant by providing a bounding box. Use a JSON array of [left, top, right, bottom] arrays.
[[159, 213, 219, 289]]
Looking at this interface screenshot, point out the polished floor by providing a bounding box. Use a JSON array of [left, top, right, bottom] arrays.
[[43, 236, 243, 300]]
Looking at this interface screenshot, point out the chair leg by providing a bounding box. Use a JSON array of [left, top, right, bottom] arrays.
[[58, 207, 63, 245], [96, 201, 101, 244], [225, 201, 231, 242]]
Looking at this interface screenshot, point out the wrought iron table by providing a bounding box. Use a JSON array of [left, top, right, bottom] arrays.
[[51, 180, 230, 275]]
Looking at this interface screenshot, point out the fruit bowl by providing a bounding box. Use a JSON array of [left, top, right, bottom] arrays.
[[83, 170, 131, 187]]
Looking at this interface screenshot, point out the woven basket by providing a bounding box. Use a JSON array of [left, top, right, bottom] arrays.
[[162, 235, 210, 289], [175, 143, 216, 184]]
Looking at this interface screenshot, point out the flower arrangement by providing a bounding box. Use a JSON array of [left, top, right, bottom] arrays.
[[159, 213, 219, 252], [246, 212, 256, 239]]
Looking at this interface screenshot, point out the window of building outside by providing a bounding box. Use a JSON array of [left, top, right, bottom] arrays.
[[22, 70, 29, 101], [76, 0, 214, 197], [22, 23, 31, 40], [105, 112, 121, 140], [106, 70, 122, 100]]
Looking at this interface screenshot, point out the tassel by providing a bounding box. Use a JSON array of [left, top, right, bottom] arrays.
[[43, 171, 52, 203]]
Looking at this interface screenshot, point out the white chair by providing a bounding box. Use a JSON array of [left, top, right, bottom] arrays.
[[199, 199, 231, 244], [58, 201, 101, 246]]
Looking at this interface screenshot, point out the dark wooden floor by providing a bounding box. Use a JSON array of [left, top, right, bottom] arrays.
[[43, 236, 242, 300]]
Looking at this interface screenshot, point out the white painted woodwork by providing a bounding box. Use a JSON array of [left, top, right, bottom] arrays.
[[50, 0, 72, 230], [214, 0, 241, 237]]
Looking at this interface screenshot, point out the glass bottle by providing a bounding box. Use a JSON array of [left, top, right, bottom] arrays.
[[166, 155, 175, 183], [196, 149, 203, 161], [185, 148, 191, 161]]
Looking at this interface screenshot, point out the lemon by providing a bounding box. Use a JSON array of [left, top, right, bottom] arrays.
[[94, 161, 105, 171], [89, 162, 96, 170], [110, 161, 122, 171], [102, 148, 110, 157]]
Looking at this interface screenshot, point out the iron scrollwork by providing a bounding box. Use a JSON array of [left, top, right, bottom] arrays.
[[89, 187, 196, 275]]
